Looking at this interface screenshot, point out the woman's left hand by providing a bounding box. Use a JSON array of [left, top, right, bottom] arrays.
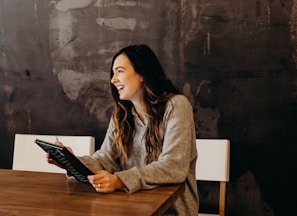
[[88, 170, 125, 193]]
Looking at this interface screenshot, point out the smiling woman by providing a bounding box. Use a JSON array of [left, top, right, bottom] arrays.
[[111, 54, 144, 104], [48, 44, 199, 216]]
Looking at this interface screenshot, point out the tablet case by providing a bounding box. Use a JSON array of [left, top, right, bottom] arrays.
[[34, 139, 94, 185]]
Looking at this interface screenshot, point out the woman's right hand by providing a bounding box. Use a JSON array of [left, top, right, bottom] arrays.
[[46, 141, 74, 169]]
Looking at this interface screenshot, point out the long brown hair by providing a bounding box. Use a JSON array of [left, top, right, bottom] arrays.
[[110, 44, 180, 166]]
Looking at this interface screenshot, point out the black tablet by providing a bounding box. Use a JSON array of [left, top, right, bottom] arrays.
[[34, 139, 94, 185]]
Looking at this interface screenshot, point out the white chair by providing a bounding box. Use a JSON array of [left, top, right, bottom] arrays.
[[13, 133, 95, 173], [196, 139, 230, 216]]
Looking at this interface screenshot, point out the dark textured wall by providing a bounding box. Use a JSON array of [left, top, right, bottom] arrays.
[[1, 1, 296, 215]]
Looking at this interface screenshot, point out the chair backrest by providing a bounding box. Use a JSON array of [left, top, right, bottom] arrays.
[[196, 139, 230, 216], [13, 133, 95, 173]]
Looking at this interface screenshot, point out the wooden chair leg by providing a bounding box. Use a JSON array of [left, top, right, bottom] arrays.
[[219, 181, 226, 216]]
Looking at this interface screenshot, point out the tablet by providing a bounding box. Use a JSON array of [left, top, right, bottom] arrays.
[[34, 139, 94, 185]]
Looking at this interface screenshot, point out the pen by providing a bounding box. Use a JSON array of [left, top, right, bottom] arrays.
[[56, 136, 59, 142]]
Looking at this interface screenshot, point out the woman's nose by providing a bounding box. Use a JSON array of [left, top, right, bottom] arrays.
[[111, 74, 118, 84]]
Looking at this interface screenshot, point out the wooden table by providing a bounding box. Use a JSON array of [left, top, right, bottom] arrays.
[[0, 169, 185, 216]]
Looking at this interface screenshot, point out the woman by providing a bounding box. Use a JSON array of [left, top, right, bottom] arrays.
[[49, 44, 199, 215]]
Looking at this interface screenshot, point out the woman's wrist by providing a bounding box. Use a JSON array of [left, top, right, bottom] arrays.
[[114, 174, 125, 190]]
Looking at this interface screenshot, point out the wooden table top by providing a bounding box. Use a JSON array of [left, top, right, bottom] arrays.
[[0, 169, 185, 216]]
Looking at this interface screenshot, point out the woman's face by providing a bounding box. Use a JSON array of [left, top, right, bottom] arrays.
[[111, 54, 144, 104]]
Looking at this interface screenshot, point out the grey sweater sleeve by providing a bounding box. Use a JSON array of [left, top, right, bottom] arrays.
[[77, 119, 122, 173]]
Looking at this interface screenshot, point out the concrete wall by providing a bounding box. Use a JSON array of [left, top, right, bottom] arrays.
[[1, 0, 296, 215]]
